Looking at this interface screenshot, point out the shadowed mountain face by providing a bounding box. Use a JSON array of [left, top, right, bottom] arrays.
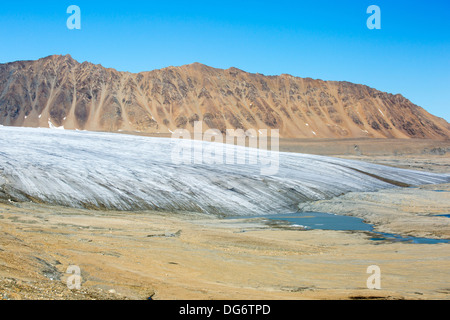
[[0, 54, 449, 139]]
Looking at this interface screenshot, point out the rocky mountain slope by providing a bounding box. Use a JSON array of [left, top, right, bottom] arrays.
[[0, 54, 449, 139]]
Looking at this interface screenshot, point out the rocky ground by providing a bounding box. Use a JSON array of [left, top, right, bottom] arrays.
[[0, 186, 449, 300]]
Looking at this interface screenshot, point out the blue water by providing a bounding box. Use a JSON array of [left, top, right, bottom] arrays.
[[231, 212, 450, 244]]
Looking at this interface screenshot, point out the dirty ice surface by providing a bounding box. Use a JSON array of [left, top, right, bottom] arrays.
[[0, 127, 448, 216]]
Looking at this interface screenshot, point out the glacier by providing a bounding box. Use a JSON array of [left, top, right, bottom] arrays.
[[0, 126, 449, 216]]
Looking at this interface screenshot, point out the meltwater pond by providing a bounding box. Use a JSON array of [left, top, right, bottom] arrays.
[[231, 212, 450, 244]]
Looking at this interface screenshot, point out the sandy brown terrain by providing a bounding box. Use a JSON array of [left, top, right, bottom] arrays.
[[278, 137, 450, 157], [116, 131, 450, 157], [0, 197, 449, 301]]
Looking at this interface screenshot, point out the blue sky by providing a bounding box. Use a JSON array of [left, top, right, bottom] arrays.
[[0, 0, 449, 121]]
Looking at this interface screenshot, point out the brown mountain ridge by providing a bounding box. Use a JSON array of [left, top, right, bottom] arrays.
[[0, 54, 449, 139]]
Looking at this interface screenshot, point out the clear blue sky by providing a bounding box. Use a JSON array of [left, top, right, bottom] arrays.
[[0, 0, 449, 121]]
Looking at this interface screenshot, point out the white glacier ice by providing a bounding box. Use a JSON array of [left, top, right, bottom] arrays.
[[0, 126, 449, 216]]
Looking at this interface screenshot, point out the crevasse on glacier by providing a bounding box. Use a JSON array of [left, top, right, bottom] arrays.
[[0, 127, 448, 216]]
